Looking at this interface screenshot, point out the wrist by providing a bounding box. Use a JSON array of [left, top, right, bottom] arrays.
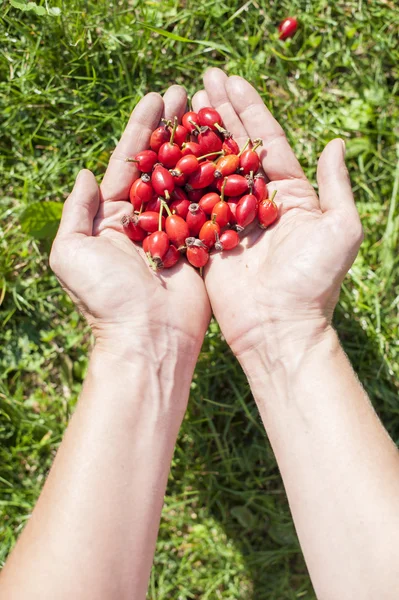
[[84, 328, 200, 423], [235, 316, 338, 396]]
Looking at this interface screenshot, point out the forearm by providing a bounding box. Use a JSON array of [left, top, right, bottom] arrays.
[[240, 322, 399, 600], [0, 335, 197, 600]]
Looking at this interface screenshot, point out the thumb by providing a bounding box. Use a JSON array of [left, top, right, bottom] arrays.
[[57, 169, 99, 237], [317, 139, 357, 217]]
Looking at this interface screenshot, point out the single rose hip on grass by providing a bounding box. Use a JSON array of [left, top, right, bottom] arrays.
[[278, 17, 298, 40]]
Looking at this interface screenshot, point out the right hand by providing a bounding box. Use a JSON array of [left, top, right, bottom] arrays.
[[192, 69, 363, 360], [50, 87, 210, 362]]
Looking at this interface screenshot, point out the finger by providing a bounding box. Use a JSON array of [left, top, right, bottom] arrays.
[[317, 139, 359, 218], [192, 89, 210, 112], [203, 68, 248, 145], [57, 170, 99, 238], [225, 76, 306, 181], [101, 92, 164, 202], [163, 84, 187, 122]]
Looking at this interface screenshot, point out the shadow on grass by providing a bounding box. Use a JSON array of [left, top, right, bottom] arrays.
[[169, 304, 399, 600]]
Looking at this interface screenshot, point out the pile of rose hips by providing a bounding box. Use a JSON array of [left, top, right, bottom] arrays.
[[122, 107, 278, 270]]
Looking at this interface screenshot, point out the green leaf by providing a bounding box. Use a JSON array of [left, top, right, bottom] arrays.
[[9, 1, 60, 16], [9, 0, 29, 9], [20, 201, 63, 240], [268, 521, 298, 546], [231, 506, 257, 529], [345, 137, 373, 158], [137, 22, 230, 54], [48, 7, 61, 16], [26, 2, 46, 15]]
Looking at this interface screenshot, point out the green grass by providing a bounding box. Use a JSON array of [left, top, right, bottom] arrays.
[[1, 0, 399, 597]]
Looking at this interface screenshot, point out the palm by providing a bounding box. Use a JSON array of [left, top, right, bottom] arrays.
[[79, 200, 207, 339], [193, 70, 362, 355]]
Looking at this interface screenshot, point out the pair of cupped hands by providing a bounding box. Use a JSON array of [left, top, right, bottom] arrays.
[[50, 69, 363, 362]]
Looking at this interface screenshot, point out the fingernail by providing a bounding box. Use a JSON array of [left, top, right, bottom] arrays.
[[340, 139, 346, 156]]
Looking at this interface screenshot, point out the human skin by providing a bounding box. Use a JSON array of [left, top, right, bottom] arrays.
[[193, 68, 399, 600], [0, 86, 210, 600]]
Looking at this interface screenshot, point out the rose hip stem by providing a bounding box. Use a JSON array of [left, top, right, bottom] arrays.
[[220, 177, 227, 202], [213, 122, 229, 136], [158, 201, 164, 232], [251, 138, 263, 152], [168, 116, 178, 146], [237, 138, 251, 157], [198, 151, 225, 160], [161, 200, 173, 217]]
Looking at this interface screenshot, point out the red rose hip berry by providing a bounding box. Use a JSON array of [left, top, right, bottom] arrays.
[[199, 220, 221, 248], [187, 161, 216, 190], [186, 245, 209, 268], [258, 190, 278, 228], [182, 111, 199, 134], [165, 214, 190, 249], [138, 211, 165, 233], [217, 174, 249, 196], [236, 194, 258, 231], [278, 17, 298, 40], [163, 244, 181, 268], [186, 203, 206, 236], [147, 231, 169, 262], [151, 165, 175, 198], [198, 107, 223, 132], [130, 149, 158, 173], [150, 125, 170, 152], [215, 229, 240, 251]]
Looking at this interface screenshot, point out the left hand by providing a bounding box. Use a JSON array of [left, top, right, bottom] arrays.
[[192, 69, 363, 361]]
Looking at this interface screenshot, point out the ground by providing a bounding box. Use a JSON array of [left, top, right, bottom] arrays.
[[1, 1, 398, 598]]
